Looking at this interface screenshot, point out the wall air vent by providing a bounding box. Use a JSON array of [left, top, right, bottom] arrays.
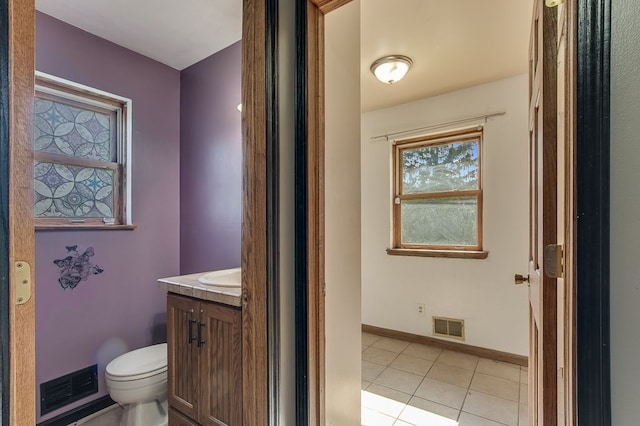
[[433, 317, 465, 340], [40, 364, 98, 415]]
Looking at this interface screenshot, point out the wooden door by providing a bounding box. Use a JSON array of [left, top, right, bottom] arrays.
[[167, 294, 200, 421], [528, 0, 557, 423], [198, 301, 242, 426], [554, 1, 576, 423], [527, 0, 574, 424]]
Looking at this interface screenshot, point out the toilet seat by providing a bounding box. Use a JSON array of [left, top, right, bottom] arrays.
[[106, 343, 167, 381], [106, 366, 167, 383]]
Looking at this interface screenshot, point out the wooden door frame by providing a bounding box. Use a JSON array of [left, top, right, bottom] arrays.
[[241, 0, 279, 425], [0, 0, 280, 425], [1, 0, 36, 424], [529, 0, 559, 421], [559, 2, 577, 422], [293, 1, 339, 425], [294, 0, 612, 425], [0, 0, 10, 422]]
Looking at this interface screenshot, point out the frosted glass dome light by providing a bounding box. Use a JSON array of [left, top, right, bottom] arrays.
[[370, 55, 413, 85]]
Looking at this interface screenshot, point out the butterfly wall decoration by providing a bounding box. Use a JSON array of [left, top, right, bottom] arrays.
[[53, 245, 104, 290]]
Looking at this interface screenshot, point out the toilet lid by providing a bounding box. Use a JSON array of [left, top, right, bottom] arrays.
[[106, 343, 167, 380]]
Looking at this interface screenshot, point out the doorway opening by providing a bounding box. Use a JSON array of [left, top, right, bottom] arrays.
[[323, 2, 531, 424], [314, 0, 584, 422], [30, 2, 245, 425]]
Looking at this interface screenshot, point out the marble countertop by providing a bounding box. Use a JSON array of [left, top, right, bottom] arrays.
[[157, 272, 242, 307]]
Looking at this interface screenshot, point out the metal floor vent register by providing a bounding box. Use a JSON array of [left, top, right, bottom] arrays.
[[433, 316, 465, 340], [40, 364, 98, 415]]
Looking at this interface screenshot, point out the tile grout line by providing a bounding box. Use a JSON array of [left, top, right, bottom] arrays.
[[385, 340, 435, 426], [364, 347, 403, 386], [363, 334, 524, 426], [403, 345, 448, 424], [518, 366, 526, 426], [454, 358, 479, 422]]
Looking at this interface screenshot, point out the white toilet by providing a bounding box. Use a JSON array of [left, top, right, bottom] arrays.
[[105, 343, 168, 426]]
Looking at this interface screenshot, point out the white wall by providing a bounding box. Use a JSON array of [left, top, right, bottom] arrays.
[[361, 75, 530, 355], [610, 0, 640, 422], [325, 2, 362, 425]]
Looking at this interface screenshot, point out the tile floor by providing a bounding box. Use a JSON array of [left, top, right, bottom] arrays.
[[70, 404, 123, 426], [361, 332, 528, 426], [76, 333, 528, 426]]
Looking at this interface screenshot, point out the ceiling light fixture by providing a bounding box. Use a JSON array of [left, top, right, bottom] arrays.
[[237, 103, 242, 112], [370, 55, 413, 85]]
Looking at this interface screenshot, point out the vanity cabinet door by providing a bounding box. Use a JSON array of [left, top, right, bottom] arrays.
[[167, 294, 201, 421], [197, 301, 242, 426], [169, 407, 200, 426]]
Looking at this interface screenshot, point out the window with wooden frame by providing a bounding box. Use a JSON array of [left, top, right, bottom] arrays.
[[33, 72, 133, 230], [389, 127, 486, 258]]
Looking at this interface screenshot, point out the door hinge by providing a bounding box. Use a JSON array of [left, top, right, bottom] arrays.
[[14, 261, 32, 305], [544, 244, 564, 278], [242, 288, 249, 309], [322, 283, 326, 297]]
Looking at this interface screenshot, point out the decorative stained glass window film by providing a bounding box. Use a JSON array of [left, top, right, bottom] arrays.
[[34, 97, 115, 162], [34, 162, 115, 219]]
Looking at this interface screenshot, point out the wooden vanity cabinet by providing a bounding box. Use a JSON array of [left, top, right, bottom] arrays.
[[168, 408, 200, 426], [167, 293, 242, 426], [167, 295, 200, 420]]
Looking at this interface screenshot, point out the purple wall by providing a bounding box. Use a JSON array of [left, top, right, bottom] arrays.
[[180, 42, 242, 274], [35, 13, 181, 422]]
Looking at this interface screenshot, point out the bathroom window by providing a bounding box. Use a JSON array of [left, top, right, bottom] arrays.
[[389, 127, 486, 258], [33, 72, 133, 229]]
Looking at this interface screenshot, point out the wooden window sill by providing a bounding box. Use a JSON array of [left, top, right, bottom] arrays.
[[36, 224, 137, 231], [386, 248, 489, 259]]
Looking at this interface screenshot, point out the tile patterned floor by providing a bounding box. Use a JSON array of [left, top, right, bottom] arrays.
[[362, 332, 528, 426], [76, 333, 528, 426], [71, 405, 123, 426]]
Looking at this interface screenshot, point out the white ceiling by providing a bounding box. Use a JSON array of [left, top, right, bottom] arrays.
[[361, 0, 532, 111], [35, 0, 531, 111], [35, 0, 242, 70]]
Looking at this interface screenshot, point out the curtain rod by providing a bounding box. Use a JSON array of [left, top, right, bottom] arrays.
[[370, 111, 506, 141]]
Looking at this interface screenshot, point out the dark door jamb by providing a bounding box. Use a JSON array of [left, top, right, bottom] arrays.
[[576, 0, 612, 425]]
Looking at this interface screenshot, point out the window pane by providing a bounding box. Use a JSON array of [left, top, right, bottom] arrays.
[[34, 98, 114, 162], [34, 162, 114, 218], [401, 197, 478, 246], [401, 141, 478, 194]]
